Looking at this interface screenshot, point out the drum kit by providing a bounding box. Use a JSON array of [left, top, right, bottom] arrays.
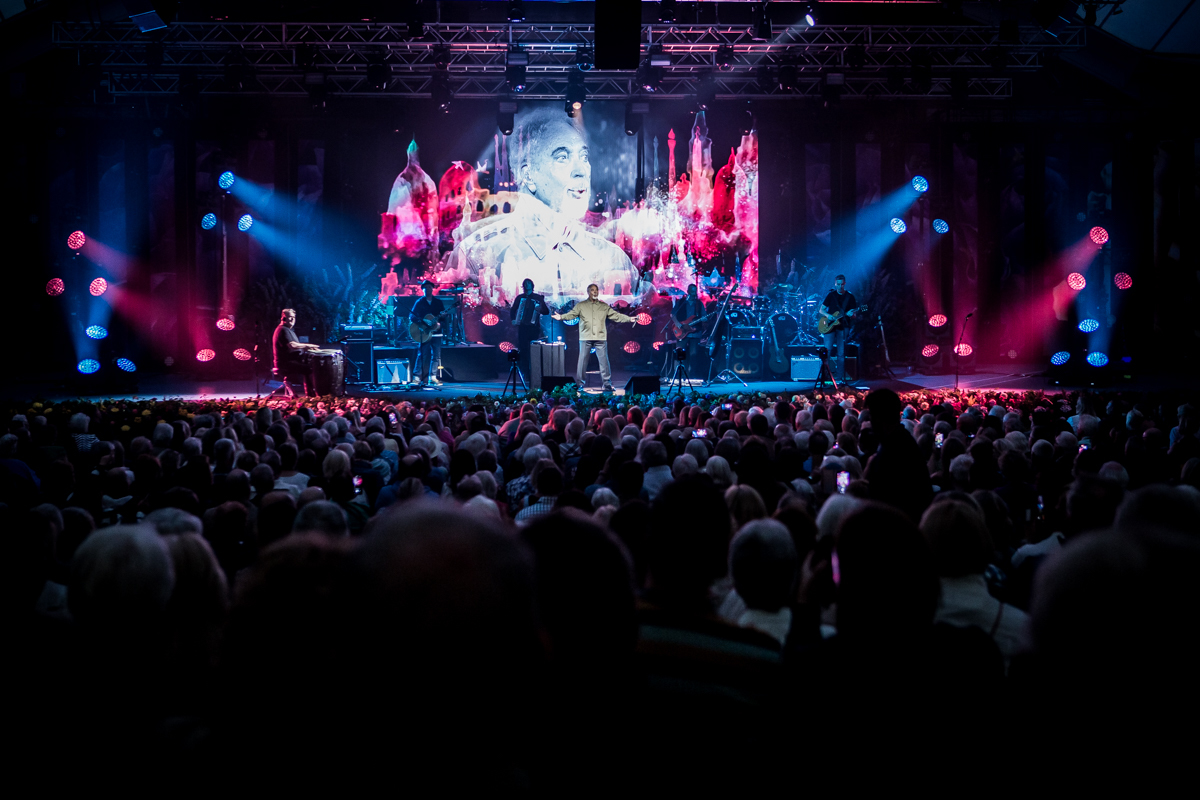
[[694, 281, 824, 383]]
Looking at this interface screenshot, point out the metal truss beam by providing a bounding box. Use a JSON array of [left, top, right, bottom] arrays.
[[55, 21, 1072, 98]]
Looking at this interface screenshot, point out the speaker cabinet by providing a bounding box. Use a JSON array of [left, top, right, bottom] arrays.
[[344, 339, 374, 384], [530, 341, 565, 388], [729, 339, 764, 379], [624, 374, 661, 395]]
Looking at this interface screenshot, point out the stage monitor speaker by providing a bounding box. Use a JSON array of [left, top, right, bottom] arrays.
[[790, 356, 822, 381], [594, 1, 641, 69], [541, 376, 575, 392], [376, 359, 411, 384], [729, 339, 764, 379], [624, 374, 660, 395], [530, 341, 566, 389], [344, 339, 373, 383]]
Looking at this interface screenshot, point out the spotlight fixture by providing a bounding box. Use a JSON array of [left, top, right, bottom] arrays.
[[637, 64, 662, 93], [295, 43, 317, 68], [648, 45, 672, 68], [507, 1, 525, 23], [711, 46, 733, 73], [233, 348, 252, 361], [86, 325, 108, 339], [912, 175, 929, 193], [68, 230, 87, 250], [565, 75, 586, 117], [752, 2, 772, 42], [846, 46, 866, 70], [506, 63, 527, 93], [933, 219, 950, 234], [1078, 318, 1100, 333], [46, 278, 65, 296], [890, 218, 907, 234], [695, 72, 717, 110], [367, 58, 392, 91], [201, 213, 217, 230], [1086, 351, 1109, 367], [224, 51, 250, 91], [90, 278, 108, 296], [659, 0, 677, 24], [196, 349, 216, 362], [1089, 225, 1109, 245], [624, 101, 647, 136], [217, 317, 236, 331], [431, 46, 452, 71], [575, 46, 594, 71], [218, 171, 236, 190], [928, 314, 948, 328], [432, 75, 453, 113], [1067, 272, 1086, 290], [238, 214, 254, 232], [1050, 351, 1071, 366], [481, 313, 500, 326], [305, 72, 328, 109], [623, 341, 641, 355], [116, 358, 137, 373], [803, 2, 818, 26], [497, 101, 517, 136], [778, 64, 798, 93], [1114, 272, 1133, 290], [77, 359, 101, 374]]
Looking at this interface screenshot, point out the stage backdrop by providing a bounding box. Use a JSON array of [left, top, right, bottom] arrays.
[[376, 101, 758, 310]]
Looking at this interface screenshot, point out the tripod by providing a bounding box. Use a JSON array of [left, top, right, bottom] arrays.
[[814, 350, 839, 392], [665, 345, 692, 397], [500, 352, 527, 398], [708, 333, 749, 387], [954, 311, 975, 391], [877, 315, 897, 379]]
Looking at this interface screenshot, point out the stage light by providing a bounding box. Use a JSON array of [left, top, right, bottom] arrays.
[[196, 349, 216, 362], [46, 278, 65, 296], [201, 213, 217, 230], [127, 1, 174, 32], [507, 1, 525, 23], [116, 358, 136, 373], [77, 359, 100, 374], [306, 72, 329, 109], [912, 176, 929, 193], [778, 64, 798, 93], [1051, 351, 1071, 366], [1087, 351, 1108, 367], [716, 45, 734, 71], [1007, 349, 1019, 359], [1067, 272, 1086, 290], [432, 75, 452, 112], [68, 231, 87, 250], [1090, 226, 1109, 245], [804, 2, 818, 26], [635, 312, 652, 326], [653, 341, 665, 350], [659, 0, 677, 23], [164, 356, 175, 367], [497, 101, 517, 136], [506, 64, 527, 93], [1115, 272, 1132, 290], [367, 59, 392, 91], [922, 344, 940, 358], [90, 278, 108, 296], [237, 214, 254, 231], [927, 314, 947, 328], [752, 2, 772, 41], [233, 348, 252, 361], [695, 73, 718, 111], [637, 65, 662, 93], [218, 171, 236, 190], [954, 343, 973, 357], [481, 312, 500, 326], [890, 218, 907, 234], [575, 46, 594, 72], [623, 341, 641, 354], [1078, 318, 1100, 333], [499, 341, 516, 353], [86, 325, 108, 340], [933, 219, 950, 234], [625, 101, 643, 136], [565, 75, 586, 116], [217, 317, 236, 331]]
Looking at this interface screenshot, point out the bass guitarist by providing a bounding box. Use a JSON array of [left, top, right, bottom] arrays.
[[409, 279, 446, 386], [672, 284, 707, 374], [818, 275, 859, 383]]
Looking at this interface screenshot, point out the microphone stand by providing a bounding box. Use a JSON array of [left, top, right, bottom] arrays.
[[954, 313, 974, 392]]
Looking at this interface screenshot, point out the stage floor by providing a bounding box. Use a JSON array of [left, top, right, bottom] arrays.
[[9, 362, 1178, 404]]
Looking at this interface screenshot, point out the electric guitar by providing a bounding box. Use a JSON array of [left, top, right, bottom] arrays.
[[408, 299, 460, 343], [670, 311, 716, 340], [817, 304, 868, 335]]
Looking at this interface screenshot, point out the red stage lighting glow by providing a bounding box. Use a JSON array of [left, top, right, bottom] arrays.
[[216, 317, 236, 331], [928, 314, 948, 328], [481, 312, 500, 326], [623, 341, 641, 354], [499, 341, 516, 353], [1114, 272, 1132, 290], [89, 278, 108, 296], [921, 344, 940, 358], [1089, 226, 1109, 245], [653, 341, 665, 350], [635, 312, 652, 326], [1067, 272, 1086, 290], [46, 278, 65, 296], [233, 348, 252, 361], [954, 343, 973, 357], [196, 349, 216, 362], [68, 231, 87, 250]]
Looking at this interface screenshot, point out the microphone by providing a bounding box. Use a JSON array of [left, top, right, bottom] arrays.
[[966, 308, 977, 318]]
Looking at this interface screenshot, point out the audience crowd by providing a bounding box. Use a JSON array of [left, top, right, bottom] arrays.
[[6, 386, 1200, 786]]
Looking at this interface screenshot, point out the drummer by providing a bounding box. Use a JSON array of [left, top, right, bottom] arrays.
[[672, 284, 707, 374], [273, 307, 320, 396]]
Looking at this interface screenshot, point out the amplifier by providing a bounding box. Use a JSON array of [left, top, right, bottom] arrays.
[[729, 338, 764, 379], [731, 326, 762, 340], [530, 341, 565, 388], [790, 356, 822, 381], [376, 359, 411, 384]]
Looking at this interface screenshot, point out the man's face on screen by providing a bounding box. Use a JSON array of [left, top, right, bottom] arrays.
[[526, 121, 591, 219]]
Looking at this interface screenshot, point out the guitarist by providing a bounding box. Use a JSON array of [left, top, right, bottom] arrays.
[[409, 279, 446, 386], [819, 275, 859, 382], [672, 284, 707, 374]]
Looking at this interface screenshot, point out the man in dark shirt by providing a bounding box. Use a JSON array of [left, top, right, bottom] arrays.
[[863, 388, 933, 524], [273, 308, 319, 395], [510, 278, 551, 378], [672, 284, 707, 376], [409, 280, 445, 386], [818, 275, 859, 382]]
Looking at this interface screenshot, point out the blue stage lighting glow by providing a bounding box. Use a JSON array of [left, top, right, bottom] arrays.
[[218, 171, 236, 190], [116, 358, 137, 373], [238, 214, 254, 231], [911, 176, 928, 193], [1121, 356, 1132, 363], [201, 213, 217, 230], [77, 359, 100, 374], [933, 219, 949, 234], [1087, 352, 1109, 367], [1050, 351, 1071, 366], [890, 218, 907, 234], [85, 325, 108, 340], [1078, 318, 1100, 333]]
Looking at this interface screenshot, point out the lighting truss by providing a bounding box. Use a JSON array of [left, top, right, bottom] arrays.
[[52, 22, 1083, 99]]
